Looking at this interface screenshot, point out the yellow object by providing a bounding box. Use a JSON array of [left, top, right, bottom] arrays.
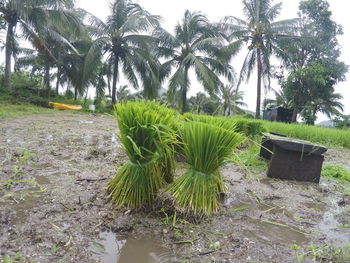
[[48, 102, 82, 111]]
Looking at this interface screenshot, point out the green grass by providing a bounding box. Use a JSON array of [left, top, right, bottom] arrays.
[[234, 145, 268, 173], [321, 164, 350, 182], [263, 121, 350, 149], [0, 102, 53, 119]]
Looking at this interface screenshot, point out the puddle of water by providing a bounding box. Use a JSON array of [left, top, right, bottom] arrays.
[[47, 170, 77, 177], [82, 134, 99, 146], [303, 201, 325, 211], [35, 175, 51, 185], [243, 216, 309, 246], [55, 155, 72, 161], [111, 133, 120, 148], [0, 189, 43, 224], [317, 200, 350, 245], [79, 120, 94, 125], [31, 163, 54, 169], [91, 231, 176, 263], [110, 133, 121, 157]]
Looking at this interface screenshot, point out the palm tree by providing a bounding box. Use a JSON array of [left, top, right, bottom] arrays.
[[63, 39, 101, 100], [222, 0, 298, 118], [117, 85, 131, 102], [86, 0, 160, 104], [218, 85, 247, 116], [0, 0, 80, 90], [154, 10, 234, 113], [301, 91, 344, 125], [188, 92, 211, 114], [262, 88, 292, 110]]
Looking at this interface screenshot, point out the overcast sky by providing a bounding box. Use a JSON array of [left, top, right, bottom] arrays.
[[75, 0, 349, 120]]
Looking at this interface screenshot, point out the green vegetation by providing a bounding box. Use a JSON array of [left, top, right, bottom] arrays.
[[0, 0, 347, 125], [167, 122, 244, 215], [321, 165, 350, 182], [235, 145, 268, 173], [263, 121, 350, 149], [223, 0, 298, 118], [107, 101, 178, 208], [292, 244, 350, 263], [0, 102, 52, 119], [184, 113, 266, 138]]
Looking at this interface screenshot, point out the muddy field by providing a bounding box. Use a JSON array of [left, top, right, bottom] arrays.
[[1, 112, 350, 263]]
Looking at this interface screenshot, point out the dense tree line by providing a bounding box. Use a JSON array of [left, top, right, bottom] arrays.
[[0, 0, 347, 122]]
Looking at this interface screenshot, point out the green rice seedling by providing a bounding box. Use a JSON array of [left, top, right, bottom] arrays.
[[108, 101, 178, 208], [167, 121, 245, 216], [321, 164, 350, 183], [263, 121, 350, 149], [183, 113, 237, 131], [230, 118, 267, 138], [183, 113, 267, 138]]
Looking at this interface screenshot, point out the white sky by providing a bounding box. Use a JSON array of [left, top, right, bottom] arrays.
[[76, 0, 350, 121]]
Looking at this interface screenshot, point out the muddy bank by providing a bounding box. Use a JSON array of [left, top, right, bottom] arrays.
[[0, 112, 349, 262]]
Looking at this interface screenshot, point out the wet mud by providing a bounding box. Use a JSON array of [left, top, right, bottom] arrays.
[[1, 112, 350, 262]]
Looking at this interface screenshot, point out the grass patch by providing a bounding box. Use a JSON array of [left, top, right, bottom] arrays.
[[234, 145, 268, 173], [0, 101, 53, 119], [263, 121, 350, 149], [293, 244, 350, 263], [321, 164, 350, 182]]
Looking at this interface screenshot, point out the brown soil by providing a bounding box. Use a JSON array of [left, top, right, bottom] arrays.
[[1, 112, 349, 263]]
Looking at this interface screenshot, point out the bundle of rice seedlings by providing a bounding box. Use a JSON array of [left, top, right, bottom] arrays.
[[183, 113, 237, 131], [108, 101, 178, 208], [167, 121, 245, 215]]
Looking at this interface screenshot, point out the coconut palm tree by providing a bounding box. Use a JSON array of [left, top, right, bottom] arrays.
[[154, 10, 235, 113], [188, 92, 212, 114], [85, 0, 160, 104], [117, 85, 132, 102], [262, 88, 292, 110], [0, 0, 80, 90], [218, 85, 247, 116], [222, 0, 298, 118]]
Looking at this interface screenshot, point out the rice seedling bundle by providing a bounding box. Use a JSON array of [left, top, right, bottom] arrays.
[[108, 101, 178, 208], [183, 113, 237, 131], [167, 121, 245, 215], [183, 113, 266, 138]]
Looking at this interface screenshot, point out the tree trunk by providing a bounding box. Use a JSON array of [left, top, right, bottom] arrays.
[[311, 106, 318, 125], [56, 67, 61, 95], [111, 56, 119, 105], [292, 107, 298, 122], [107, 75, 111, 96], [74, 86, 78, 100], [256, 48, 262, 119], [181, 86, 187, 114], [181, 66, 189, 114], [44, 64, 50, 98], [4, 22, 15, 90]]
